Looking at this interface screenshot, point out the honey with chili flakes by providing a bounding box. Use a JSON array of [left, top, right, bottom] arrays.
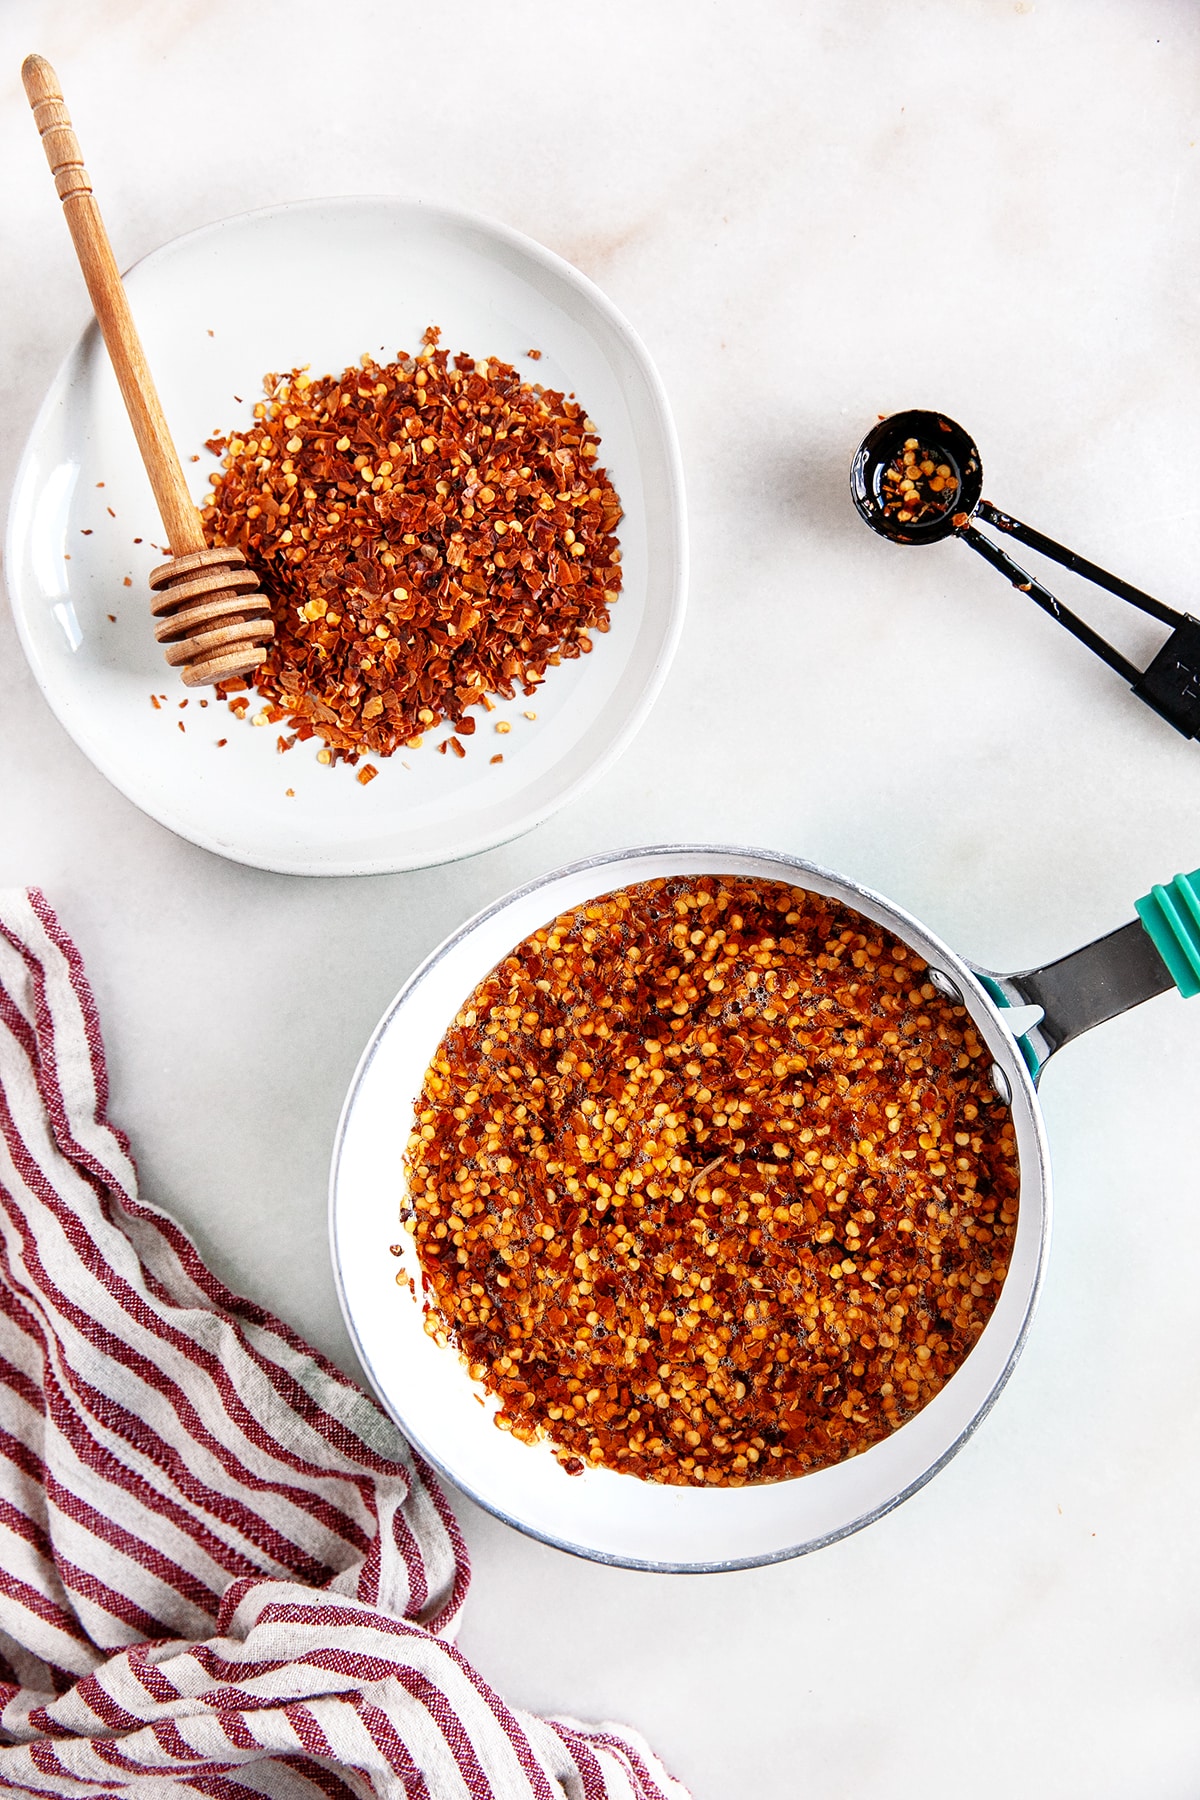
[[402, 876, 1019, 1487], [881, 437, 961, 525], [200, 328, 622, 765]]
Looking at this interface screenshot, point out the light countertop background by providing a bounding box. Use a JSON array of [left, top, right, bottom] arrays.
[[3, 2, 1200, 1794]]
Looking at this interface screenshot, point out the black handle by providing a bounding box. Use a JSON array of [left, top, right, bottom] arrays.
[[959, 514, 1200, 739]]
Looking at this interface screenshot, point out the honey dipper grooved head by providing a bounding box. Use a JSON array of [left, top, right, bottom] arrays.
[[148, 545, 274, 688]]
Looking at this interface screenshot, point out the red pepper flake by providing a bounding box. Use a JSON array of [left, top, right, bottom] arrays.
[[490, 753, 504, 764], [80, 529, 93, 536], [199, 699, 208, 708], [216, 738, 228, 746], [207, 329, 215, 338], [150, 695, 161, 710], [527, 349, 542, 360], [106, 507, 115, 518], [189, 454, 200, 463], [133, 537, 142, 544], [199, 325, 623, 766], [107, 613, 116, 623], [95, 482, 105, 488], [122, 577, 132, 587], [285, 787, 295, 796], [357, 763, 379, 785], [404, 876, 1020, 1487], [179, 699, 188, 708], [448, 737, 466, 759], [177, 720, 185, 733]]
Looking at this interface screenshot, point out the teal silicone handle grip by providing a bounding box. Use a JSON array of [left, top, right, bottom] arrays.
[[1135, 869, 1200, 999]]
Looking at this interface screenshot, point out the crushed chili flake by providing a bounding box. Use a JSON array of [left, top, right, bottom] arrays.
[[402, 877, 1019, 1487], [107, 613, 116, 623], [200, 326, 622, 765], [216, 738, 228, 747], [490, 754, 504, 764], [122, 577, 132, 587], [881, 437, 961, 524], [285, 787, 295, 796], [357, 763, 379, 785], [527, 349, 543, 361], [106, 507, 115, 518], [150, 696, 161, 710]]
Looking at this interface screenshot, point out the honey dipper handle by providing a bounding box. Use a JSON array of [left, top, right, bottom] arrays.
[[21, 54, 205, 557]]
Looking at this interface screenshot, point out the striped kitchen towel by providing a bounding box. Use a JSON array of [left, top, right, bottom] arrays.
[[0, 890, 689, 1800]]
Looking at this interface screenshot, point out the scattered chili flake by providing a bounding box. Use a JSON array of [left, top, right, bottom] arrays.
[[177, 721, 185, 733], [207, 329, 214, 337], [200, 326, 622, 766], [448, 736, 466, 759], [96, 482, 105, 488], [216, 738, 228, 747], [133, 537, 142, 544], [150, 695, 161, 710], [106, 507, 115, 518], [881, 438, 961, 524], [80, 529, 92, 536], [107, 613, 116, 623], [402, 876, 1019, 1487], [527, 349, 543, 361], [357, 763, 379, 785], [189, 454, 200, 463], [490, 753, 504, 764], [285, 787, 295, 796], [122, 577, 132, 587]]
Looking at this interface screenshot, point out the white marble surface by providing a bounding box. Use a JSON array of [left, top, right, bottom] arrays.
[[3, 2, 1200, 1793]]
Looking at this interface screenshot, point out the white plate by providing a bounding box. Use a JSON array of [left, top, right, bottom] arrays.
[[330, 846, 1047, 1571], [6, 198, 687, 875]]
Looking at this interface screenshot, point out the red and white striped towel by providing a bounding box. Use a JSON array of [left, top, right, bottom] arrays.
[[0, 890, 689, 1800]]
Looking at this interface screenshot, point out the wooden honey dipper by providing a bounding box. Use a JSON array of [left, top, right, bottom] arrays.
[[22, 54, 273, 687]]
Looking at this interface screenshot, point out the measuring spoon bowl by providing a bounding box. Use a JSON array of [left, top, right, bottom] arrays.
[[851, 408, 982, 544]]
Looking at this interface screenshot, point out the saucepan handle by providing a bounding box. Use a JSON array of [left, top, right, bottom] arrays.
[[973, 867, 1200, 1081]]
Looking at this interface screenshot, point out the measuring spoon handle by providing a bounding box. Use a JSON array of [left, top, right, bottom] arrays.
[[975, 501, 1181, 629]]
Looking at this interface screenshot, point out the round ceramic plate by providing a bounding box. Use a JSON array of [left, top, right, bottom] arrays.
[[330, 845, 1047, 1571], [6, 198, 686, 874]]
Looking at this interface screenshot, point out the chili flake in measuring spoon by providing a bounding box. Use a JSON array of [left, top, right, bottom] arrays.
[[881, 437, 961, 525]]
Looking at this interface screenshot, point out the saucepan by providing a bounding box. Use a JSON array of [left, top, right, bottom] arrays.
[[329, 844, 1200, 1571]]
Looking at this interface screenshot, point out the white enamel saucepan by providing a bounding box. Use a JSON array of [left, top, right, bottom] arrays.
[[330, 845, 1200, 1572]]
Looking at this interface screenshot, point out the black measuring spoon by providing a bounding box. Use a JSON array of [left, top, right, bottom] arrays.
[[850, 408, 1200, 740]]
